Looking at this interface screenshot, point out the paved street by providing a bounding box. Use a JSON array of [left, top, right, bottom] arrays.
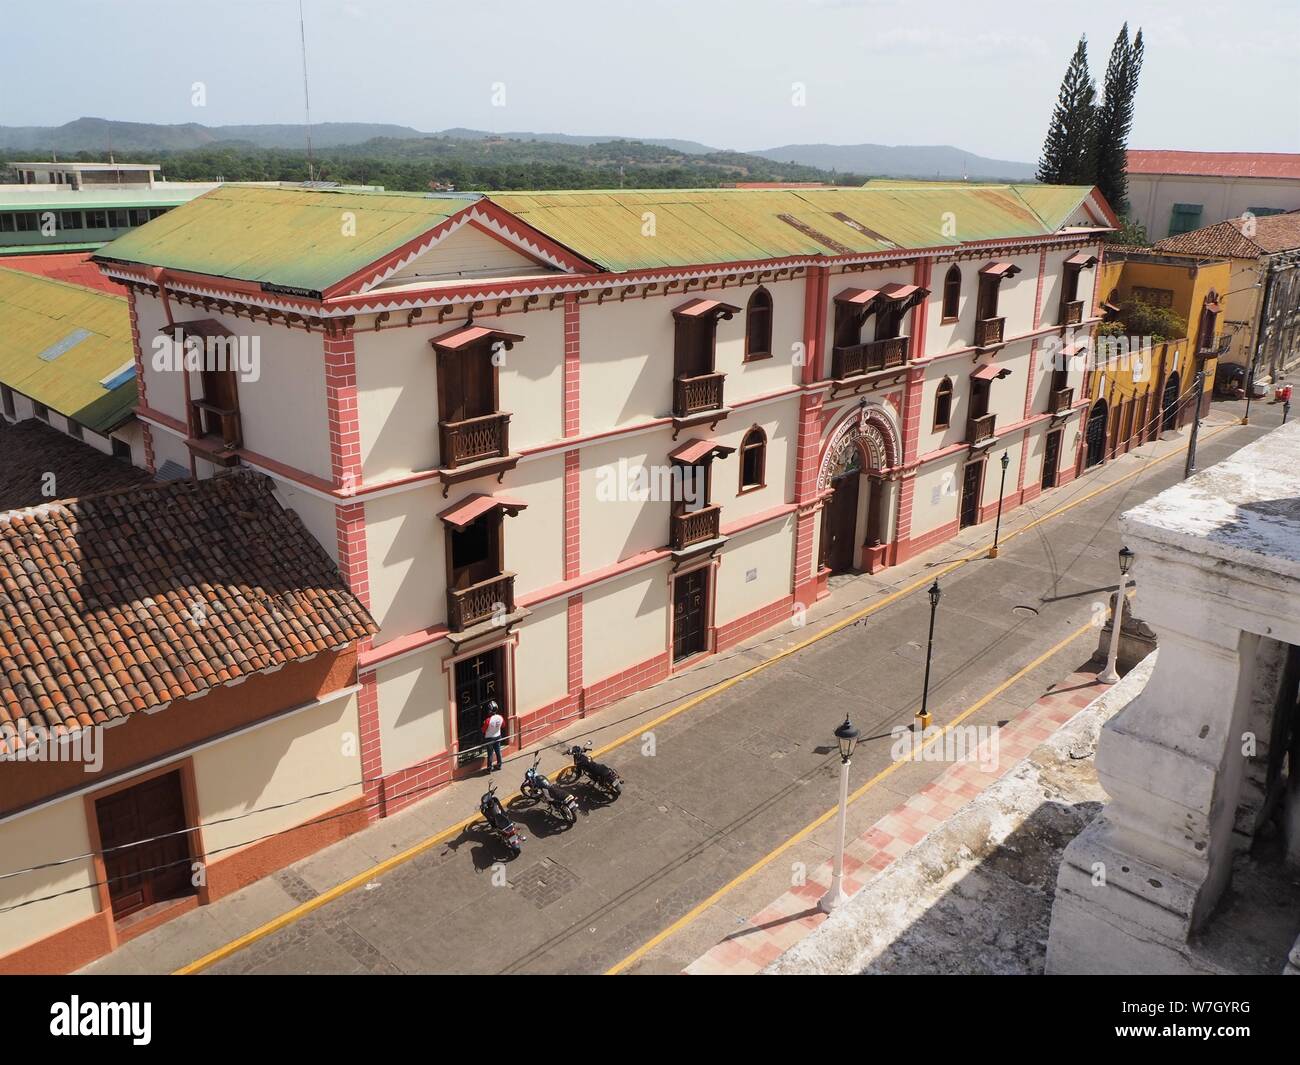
[[82, 402, 1286, 976]]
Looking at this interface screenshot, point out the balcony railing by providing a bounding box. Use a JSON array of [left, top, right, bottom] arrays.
[[1063, 300, 1084, 326], [831, 336, 909, 380], [440, 412, 511, 470], [189, 398, 241, 450], [673, 372, 726, 418], [447, 572, 516, 632], [1049, 386, 1074, 415], [975, 316, 1006, 349], [671, 504, 721, 551], [968, 412, 997, 445]]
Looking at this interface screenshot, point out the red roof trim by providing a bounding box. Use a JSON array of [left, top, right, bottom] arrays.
[[437, 492, 529, 528], [971, 363, 1011, 381], [669, 438, 736, 464], [430, 324, 524, 352], [833, 287, 881, 305], [673, 297, 742, 319]]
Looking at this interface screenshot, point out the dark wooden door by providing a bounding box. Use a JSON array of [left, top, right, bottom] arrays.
[[672, 568, 710, 662], [1162, 373, 1180, 431], [96, 771, 193, 921], [959, 461, 983, 529], [821, 473, 860, 574], [1085, 403, 1108, 468], [1041, 430, 1061, 490], [440, 348, 495, 423], [455, 647, 504, 762]]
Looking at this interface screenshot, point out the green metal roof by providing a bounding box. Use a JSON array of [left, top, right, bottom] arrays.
[[0, 267, 136, 432], [0, 190, 198, 212], [94, 182, 1105, 292], [491, 185, 1094, 272], [95, 185, 479, 294]]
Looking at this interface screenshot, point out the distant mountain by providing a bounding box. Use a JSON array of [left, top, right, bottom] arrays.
[[0, 119, 1034, 183], [0, 118, 714, 157], [750, 143, 1036, 181]]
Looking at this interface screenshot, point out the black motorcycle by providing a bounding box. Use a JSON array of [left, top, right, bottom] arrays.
[[563, 741, 623, 800], [478, 782, 524, 858], [520, 752, 579, 825]]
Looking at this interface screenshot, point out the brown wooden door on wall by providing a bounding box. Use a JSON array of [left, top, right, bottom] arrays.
[[673, 567, 710, 662], [821, 473, 860, 574], [960, 461, 984, 529], [95, 771, 194, 921], [454, 646, 505, 763], [1041, 429, 1061, 490]]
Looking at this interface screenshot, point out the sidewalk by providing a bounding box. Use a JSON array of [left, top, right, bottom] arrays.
[[79, 411, 1238, 975], [683, 663, 1106, 974]]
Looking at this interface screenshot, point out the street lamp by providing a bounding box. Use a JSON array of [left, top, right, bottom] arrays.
[[916, 579, 942, 731], [1099, 546, 1134, 684], [819, 717, 860, 914], [988, 450, 1011, 558]]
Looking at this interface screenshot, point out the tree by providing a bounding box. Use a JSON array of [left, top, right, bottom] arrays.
[[1092, 25, 1145, 215], [1037, 37, 1097, 186]]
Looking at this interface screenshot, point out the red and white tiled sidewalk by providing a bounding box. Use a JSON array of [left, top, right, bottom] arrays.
[[684, 666, 1107, 974]]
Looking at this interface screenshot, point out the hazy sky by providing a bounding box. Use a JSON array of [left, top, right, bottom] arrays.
[[4, 0, 1297, 161]]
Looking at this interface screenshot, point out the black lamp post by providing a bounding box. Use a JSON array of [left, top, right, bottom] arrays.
[[819, 716, 861, 914], [988, 450, 1011, 558], [916, 579, 941, 730]]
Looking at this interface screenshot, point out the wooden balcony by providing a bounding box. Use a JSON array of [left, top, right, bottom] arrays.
[[967, 412, 997, 445], [447, 572, 516, 633], [975, 316, 1006, 350], [671, 504, 722, 552], [831, 336, 909, 381], [1062, 300, 1084, 326], [1049, 386, 1074, 415], [440, 412, 511, 468], [437, 412, 518, 490], [672, 372, 728, 430], [186, 398, 241, 466]]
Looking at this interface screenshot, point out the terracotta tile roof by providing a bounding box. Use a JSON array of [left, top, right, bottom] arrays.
[[0, 253, 126, 296], [1153, 210, 1300, 259], [0, 419, 151, 511], [0, 471, 376, 746], [1127, 150, 1300, 180]]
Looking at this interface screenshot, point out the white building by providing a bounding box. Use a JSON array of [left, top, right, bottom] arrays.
[[92, 181, 1115, 816]]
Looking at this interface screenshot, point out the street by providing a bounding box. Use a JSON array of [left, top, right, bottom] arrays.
[[84, 404, 1284, 976]]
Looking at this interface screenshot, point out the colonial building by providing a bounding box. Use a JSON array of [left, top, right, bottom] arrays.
[[1154, 210, 1300, 385], [1080, 248, 1228, 472], [0, 471, 376, 974], [1126, 150, 1300, 241], [89, 181, 1115, 821]]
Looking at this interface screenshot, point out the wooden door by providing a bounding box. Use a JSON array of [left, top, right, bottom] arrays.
[[821, 473, 860, 574], [96, 771, 193, 921], [960, 460, 983, 529], [1041, 429, 1061, 490], [672, 567, 710, 662], [454, 647, 505, 762], [1085, 403, 1108, 468]]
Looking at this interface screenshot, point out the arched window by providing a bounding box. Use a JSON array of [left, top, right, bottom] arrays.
[[942, 265, 962, 322], [933, 377, 954, 430], [739, 426, 767, 491], [744, 288, 773, 361]]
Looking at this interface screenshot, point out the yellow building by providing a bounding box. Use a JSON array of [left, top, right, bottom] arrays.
[[1078, 250, 1228, 472]]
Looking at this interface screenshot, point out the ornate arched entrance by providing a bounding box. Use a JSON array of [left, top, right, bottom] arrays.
[[1085, 399, 1108, 469], [816, 403, 902, 574]]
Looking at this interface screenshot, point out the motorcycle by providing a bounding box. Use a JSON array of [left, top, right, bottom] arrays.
[[520, 751, 579, 825], [478, 782, 525, 858], [564, 740, 623, 799]]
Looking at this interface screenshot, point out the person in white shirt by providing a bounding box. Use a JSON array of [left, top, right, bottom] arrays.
[[482, 701, 505, 772]]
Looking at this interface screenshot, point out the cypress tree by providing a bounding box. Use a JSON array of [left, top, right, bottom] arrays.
[[1037, 37, 1097, 186], [1092, 25, 1145, 214]]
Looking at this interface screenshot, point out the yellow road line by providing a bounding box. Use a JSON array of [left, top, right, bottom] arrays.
[[176, 421, 1236, 975], [604, 618, 1095, 975]]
